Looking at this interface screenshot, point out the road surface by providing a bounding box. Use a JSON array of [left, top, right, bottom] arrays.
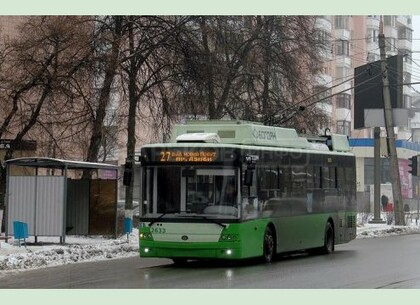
[[1, 233, 420, 288]]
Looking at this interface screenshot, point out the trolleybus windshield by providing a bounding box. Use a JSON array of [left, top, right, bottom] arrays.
[[142, 166, 240, 219]]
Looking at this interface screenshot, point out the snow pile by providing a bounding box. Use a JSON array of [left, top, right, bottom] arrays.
[[356, 212, 420, 238], [357, 224, 420, 238], [1, 214, 420, 274], [0, 230, 139, 274]]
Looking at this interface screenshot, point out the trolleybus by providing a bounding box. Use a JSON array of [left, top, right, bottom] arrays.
[[137, 120, 356, 264]]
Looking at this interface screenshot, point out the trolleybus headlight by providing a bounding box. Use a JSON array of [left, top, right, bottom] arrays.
[[140, 233, 154, 240], [144, 248, 150, 253], [226, 249, 233, 255], [219, 234, 239, 242]]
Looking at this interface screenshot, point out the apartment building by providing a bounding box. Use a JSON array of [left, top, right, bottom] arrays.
[[316, 16, 420, 210], [316, 15, 415, 139]]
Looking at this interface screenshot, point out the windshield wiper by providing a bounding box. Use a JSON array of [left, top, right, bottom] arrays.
[[148, 213, 167, 227], [149, 211, 226, 228], [148, 210, 179, 226], [186, 214, 226, 228]]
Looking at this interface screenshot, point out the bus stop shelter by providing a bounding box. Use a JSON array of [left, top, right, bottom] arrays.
[[4, 157, 119, 244]]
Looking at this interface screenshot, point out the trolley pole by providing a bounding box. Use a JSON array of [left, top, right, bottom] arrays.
[[378, 18, 405, 225]]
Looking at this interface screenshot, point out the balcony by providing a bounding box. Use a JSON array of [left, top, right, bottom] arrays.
[[314, 73, 333, 87], [316, 103, 332, 116], [334, 56, 352, 68], [333, 80, 352, 94], [316, 17, 332, 32], [384, 26, 398, 39], [398, 38, 412, 51], [366, 17, 380, 29], [334, 29, 351, 41], [335, 108, 352, 121]]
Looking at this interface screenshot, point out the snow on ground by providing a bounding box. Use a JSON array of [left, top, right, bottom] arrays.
[[0, 230, 140, 276], [1, 212, 420, 275]]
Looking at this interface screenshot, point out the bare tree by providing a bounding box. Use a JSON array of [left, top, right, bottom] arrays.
[[170, 16, 328, 134], [84, 16, 124, 167], [119, 16, 190, 211], [171, 16, 262, 119], [245, 16, 329, 133], [0, 16, 94, 228]]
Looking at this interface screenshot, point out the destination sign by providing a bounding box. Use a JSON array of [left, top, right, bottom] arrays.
[[159, 150, 217, 162]]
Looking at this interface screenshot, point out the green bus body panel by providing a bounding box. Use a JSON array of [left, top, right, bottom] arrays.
[[139, 219, 269, 260], [139, 212, 356, 260]]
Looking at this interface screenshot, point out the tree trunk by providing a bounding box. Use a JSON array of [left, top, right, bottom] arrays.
[[124, 19, 138, 211], [84, 17, 123, 173]]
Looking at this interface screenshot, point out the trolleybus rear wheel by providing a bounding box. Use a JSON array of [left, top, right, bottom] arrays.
[[322, 222, 334, 254], [262, 226, 275, 263]]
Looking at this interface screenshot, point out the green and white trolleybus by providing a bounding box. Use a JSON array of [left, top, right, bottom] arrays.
[[138, 120, 356, 264]]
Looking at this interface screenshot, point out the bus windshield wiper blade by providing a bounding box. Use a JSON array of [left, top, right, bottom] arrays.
[[148, 208, 181, 226], [188, 214, 226, 228], [148, 213, 170, 226]]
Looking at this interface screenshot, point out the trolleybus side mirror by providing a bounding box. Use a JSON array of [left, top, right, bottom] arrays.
[[244, 170, 254, 186]]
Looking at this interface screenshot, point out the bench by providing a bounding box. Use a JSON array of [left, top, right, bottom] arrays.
[[13, 221, 28, 247]]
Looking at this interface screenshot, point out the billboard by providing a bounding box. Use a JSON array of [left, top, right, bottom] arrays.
[[354, 55, 403, 129]]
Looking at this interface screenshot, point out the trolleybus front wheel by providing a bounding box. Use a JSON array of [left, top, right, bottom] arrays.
[[262, 226, 275, 263]]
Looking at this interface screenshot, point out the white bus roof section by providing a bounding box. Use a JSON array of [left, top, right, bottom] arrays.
[[176, 132, 221, 143], [172, 120, 311, 149]]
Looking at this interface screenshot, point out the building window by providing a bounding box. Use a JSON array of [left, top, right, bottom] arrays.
[[337, 120, 351, 136], [316, 16, 331, 22], [403, 94, 412, 109], [336, 93, 351, 109], [399, 49, 412, 63], [403, 72, 411, 85], [384, 16, 396, 27], [398, 26, 413, 42], [334, 16, 349, 29], [335, 66, 351, 79], [366, 28, 378, 43], [317, 29, 332, 51], [364, 158, 391, 185], [367, 52, 378, 62], [385, 38, 397, 53], [336, 39, 349, 56], [313, 85, 332, 105]]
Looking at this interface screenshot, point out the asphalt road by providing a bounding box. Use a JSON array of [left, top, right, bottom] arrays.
[[1, 233, 420, 288]]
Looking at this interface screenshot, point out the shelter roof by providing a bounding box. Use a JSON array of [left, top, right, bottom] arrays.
[[5, 157, 119, 170]]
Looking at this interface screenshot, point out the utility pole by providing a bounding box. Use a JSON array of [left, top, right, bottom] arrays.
[[369, 127, 386, 223], [378, 17, 405, 225]]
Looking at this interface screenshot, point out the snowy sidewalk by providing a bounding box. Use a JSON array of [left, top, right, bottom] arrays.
[[0, 230, 139, 274]]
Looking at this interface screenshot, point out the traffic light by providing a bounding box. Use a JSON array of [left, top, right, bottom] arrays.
[[409, 155, 418, 176]]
